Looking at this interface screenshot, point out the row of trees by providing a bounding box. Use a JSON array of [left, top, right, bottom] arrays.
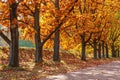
[[0, 0, 120, 67]]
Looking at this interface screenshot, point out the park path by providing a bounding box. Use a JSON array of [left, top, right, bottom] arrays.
[[41, 61, 120, 80]]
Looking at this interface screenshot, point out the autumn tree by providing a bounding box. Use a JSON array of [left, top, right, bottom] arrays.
[[0, 0, 21, 67], [53, 0, 60, 62], [109, 24, 120, 57], [19, 0, 79, 63]]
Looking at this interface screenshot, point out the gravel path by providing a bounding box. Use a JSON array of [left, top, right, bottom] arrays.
[[42, 61, 120, 80]]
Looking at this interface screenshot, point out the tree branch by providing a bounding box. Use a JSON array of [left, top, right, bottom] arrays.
[[23, 3, 34, 15], [18, 20, 29, 25], [88, 40, 94, 48], [0, 30, 11, 45], [113, 33, 120, 42], [42, 0, 78, 45], [50, 0, 55, 5], [85, 32, 92, 43], [64, 30, 72, 37], [42, 21, 63, 45], [0, 18, 9, 21]]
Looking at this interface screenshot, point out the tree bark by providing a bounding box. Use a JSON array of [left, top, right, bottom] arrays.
[[81, 41, 86, 61], [118, 46, 119, 57], [116, 46, 119, 57], [81, 33, 86, 61], [102, 41, 105, 58], [106, 44, 109, 58], [9, 2, 19, 67], [98, 42, 102, 59], [111, 43, 116, 57], [53, 0, 60, 62], [53, 29, 60, 61], [34, 5, 43, 63], [80, 33, 92, 61], [93, 39, 97, 59]]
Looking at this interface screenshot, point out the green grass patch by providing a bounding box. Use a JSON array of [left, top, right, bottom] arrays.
[[19, 40, 35, 48]]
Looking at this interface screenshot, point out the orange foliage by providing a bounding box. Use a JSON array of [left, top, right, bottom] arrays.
[[0, 0, 119, 49]]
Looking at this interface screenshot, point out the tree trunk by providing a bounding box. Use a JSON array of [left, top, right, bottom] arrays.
[[118, 46, 119, 57], [80, 32, 92, 61], [93, 39, 97, 59], [53, 29, 60, 61], [81, 41, 86, 61], [106, 44, 109, 58], [34, 5, 43, 63], [81, 34, 86, 61], [102, 41, 105, 58], [98, 42, 102, 59], [116, 46, 119, 57], [35, 34, 43, 63], [36, 44, 43, 62], [111, 43, 116, 57], [9, 2, 19, 67], [53, 0, 60, 62]]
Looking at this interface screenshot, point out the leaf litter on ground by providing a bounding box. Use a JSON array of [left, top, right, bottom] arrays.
[[0, 47, 120, 80]]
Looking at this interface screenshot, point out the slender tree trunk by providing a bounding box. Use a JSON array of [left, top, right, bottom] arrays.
[[53, 29, 60, 61], [106, 44, 109, 58], [118, 46, 119, 57], [116, 46, 119, 57], [81, 41, 86, 61], [111, 43, 116, 57], [80, 32, 92, 61], [102, 41, 105, 58], [81, 34, 86, 61], [34, 5, 43, 63], [37, 44, 43, 62], [35, 33, 43, 63], [9, 2, 19, 67], [53, 0, 60, 62], [93, 39, 97, 59], [98, 42, 102, 59]]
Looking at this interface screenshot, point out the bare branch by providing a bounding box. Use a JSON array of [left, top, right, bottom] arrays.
[[18, 20, 29, 25], [23, 3, 34, 15]]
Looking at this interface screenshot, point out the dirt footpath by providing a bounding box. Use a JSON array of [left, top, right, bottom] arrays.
[[42, 61, 120, 80]]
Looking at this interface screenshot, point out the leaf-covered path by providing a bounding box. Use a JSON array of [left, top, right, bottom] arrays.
[[42, 61, 120, 80]]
